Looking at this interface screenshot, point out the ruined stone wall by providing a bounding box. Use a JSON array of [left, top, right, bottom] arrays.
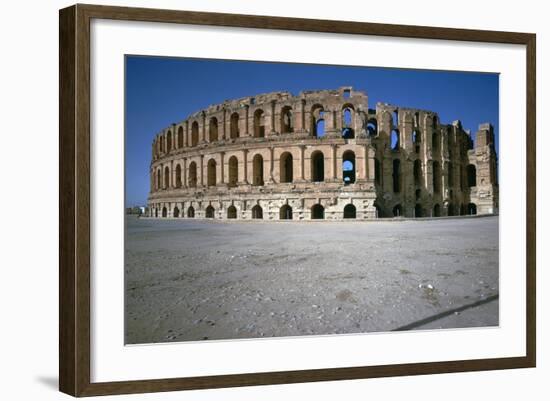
[[147, 87, 498, 220]]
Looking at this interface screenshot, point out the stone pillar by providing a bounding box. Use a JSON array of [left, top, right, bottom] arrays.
[[332, 144, 338, 181], [367, 147, 375, 181], [183, 158, 187, 188], [298, 145, 305, 182], [269, 147, 275, 183], [170, 160, 174, 188], [244, 105, 249, 136], [240, 149, 248, 184], [185, 121, 189, 147], [270, 100, 276, 135], [219, 152, 225, 185], [222, 108, 227, 140], [199, 155, 204, 187], [201, 112, 206, 143]]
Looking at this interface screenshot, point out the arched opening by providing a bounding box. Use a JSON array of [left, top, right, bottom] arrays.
[[342, 150, 356, 185], [374, 202, 382, 218], [228, 156, 238, 187], [205, 205, 215, 218], [230, 112, 240, 139], [467, 164, 477, 187], [177, 126, 184, 148], [413, 129, 421, 153], [343, 204, 356, 219], [188, 162, 197, 188], [433, 161, 441, 193], [164, 166, 170, 189], [311, 151, 324, 182], [391, 129, 399, 150], [173, 206, 180, 218], [311, 204, 325, 219], [175, 164, 182, 188], [281, 106, 293, 133], [392, 204, 402, 217], [162, 207, 167, 218], [252, 154, 264, 186], [415, 204, 422, 218], [415, 188, 421, 200], [187, 206, 195, 218], [156, 169, 161, 191], [252, 205, 263, 219], [467, 203, 477, 215], [166, 131, 172, 153], [154, 208, 158, 218], [433, 204, 441, 217], [254, 109, 265, 138], [280, 204, 292, 220], [433, 115, 438, 128], [209, 117, 218, 142], [191, 121, 199, 146], [227, 205, 237, 219], [392, 159, 401, 193], [367, 119, 377, 137], [342, 107, 354, 139], [374, 158, 381, 185], [311, 105, 325, 138], [207, 159, 216, 187], [280, 152, 293, 183], [414, 159, 422, 187], [432, 130, 440, 153]]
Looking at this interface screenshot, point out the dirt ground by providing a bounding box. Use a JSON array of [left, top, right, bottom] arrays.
[[125, 216, 499, 344]]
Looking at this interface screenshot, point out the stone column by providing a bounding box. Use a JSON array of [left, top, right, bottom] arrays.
[[268, 147, 275, 183], [367, 148, 375, 181], [298, 145, 305, 182], [270, 100, 276, 135], [244, 105, 249, 136], [170, 160, 174, 188], [240, 149, 248, 184], [185, 121, 189, 147], [332, 144, 338, 181], [222, 108, 227, 140], [218, 152, 225, 185], [201, 112, 206, 143], [199, 155, 204, 187], [183, 158, 188, 188]]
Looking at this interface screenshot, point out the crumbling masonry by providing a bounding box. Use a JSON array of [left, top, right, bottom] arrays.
[[147, 87, 498, 220]]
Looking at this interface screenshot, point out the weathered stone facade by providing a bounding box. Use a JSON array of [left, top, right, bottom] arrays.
[[147, 87, 498, 220]]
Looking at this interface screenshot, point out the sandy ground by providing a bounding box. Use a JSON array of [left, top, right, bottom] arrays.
[[125, 216, 499, 344]]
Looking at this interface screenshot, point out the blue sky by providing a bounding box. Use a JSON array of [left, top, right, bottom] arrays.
[[125, 56, 499, 207]]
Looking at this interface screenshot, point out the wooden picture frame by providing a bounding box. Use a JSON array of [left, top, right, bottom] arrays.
[[59, 3, 536, 397]]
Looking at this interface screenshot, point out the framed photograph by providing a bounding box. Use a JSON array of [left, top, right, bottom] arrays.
[[59, 4, 536, 397]]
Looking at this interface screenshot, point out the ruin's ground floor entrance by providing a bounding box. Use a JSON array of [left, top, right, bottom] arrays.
[[125, 216, 499, 344]]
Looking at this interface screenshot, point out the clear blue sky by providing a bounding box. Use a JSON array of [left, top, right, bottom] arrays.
[[125, 56, 499, 207]]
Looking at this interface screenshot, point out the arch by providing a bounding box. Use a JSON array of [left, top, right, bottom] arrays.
[[280, 152, 293, 183], [311, 105, 325, 138], [252, 154, 264, 186], [173, 206, 180, 218], [205, 205, 215, 218], [390, 129, 399, 150], [412, 129, 421, 144], [156, 169, 161, 191], [164, 166, 170, 189], [392, 159, 401, 193], [166, 131, 172, 153], [311, 204, 325, 219], [343, 204, 356, 219], [228, 156, 238, 187], [254, 109, 265, 138], [280, 204, 293, 220], [433, 161, 441, 193], [448, 162, 454, 187], [230, 112, 240, 139], [433, 115, 439, 128], [415, 203, 423, 218], [433, 203, 441, 217], [467, 164, 477, 187], [432, 130, 440, 152], [162, 206, 167, 218], [448, 203, 456, 216], [188, 161, 197, 188], [209, 117, 218, 142], [342, 150, 356, 185], [154, 208, 158, 218], [175, 164, 182, 188], [311, 151, 325, 182], [252, 204, 263, 219], [280, 106, 293, 133], [191, 121, 199, 146], [367, 118, 377, 137], [227, 205, 237, 219], [207, 158, 217, 187], [415, 188, 421, 200], [414, 159, 422, 187], [392, 204, 402, 217], [342, 106, 354, 139], [467, 203, 477, 215], [177, 126, 184, 148], [187, 206, 195, 218]]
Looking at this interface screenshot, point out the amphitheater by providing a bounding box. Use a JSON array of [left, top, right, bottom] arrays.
[[146, 87, 498, 220]]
